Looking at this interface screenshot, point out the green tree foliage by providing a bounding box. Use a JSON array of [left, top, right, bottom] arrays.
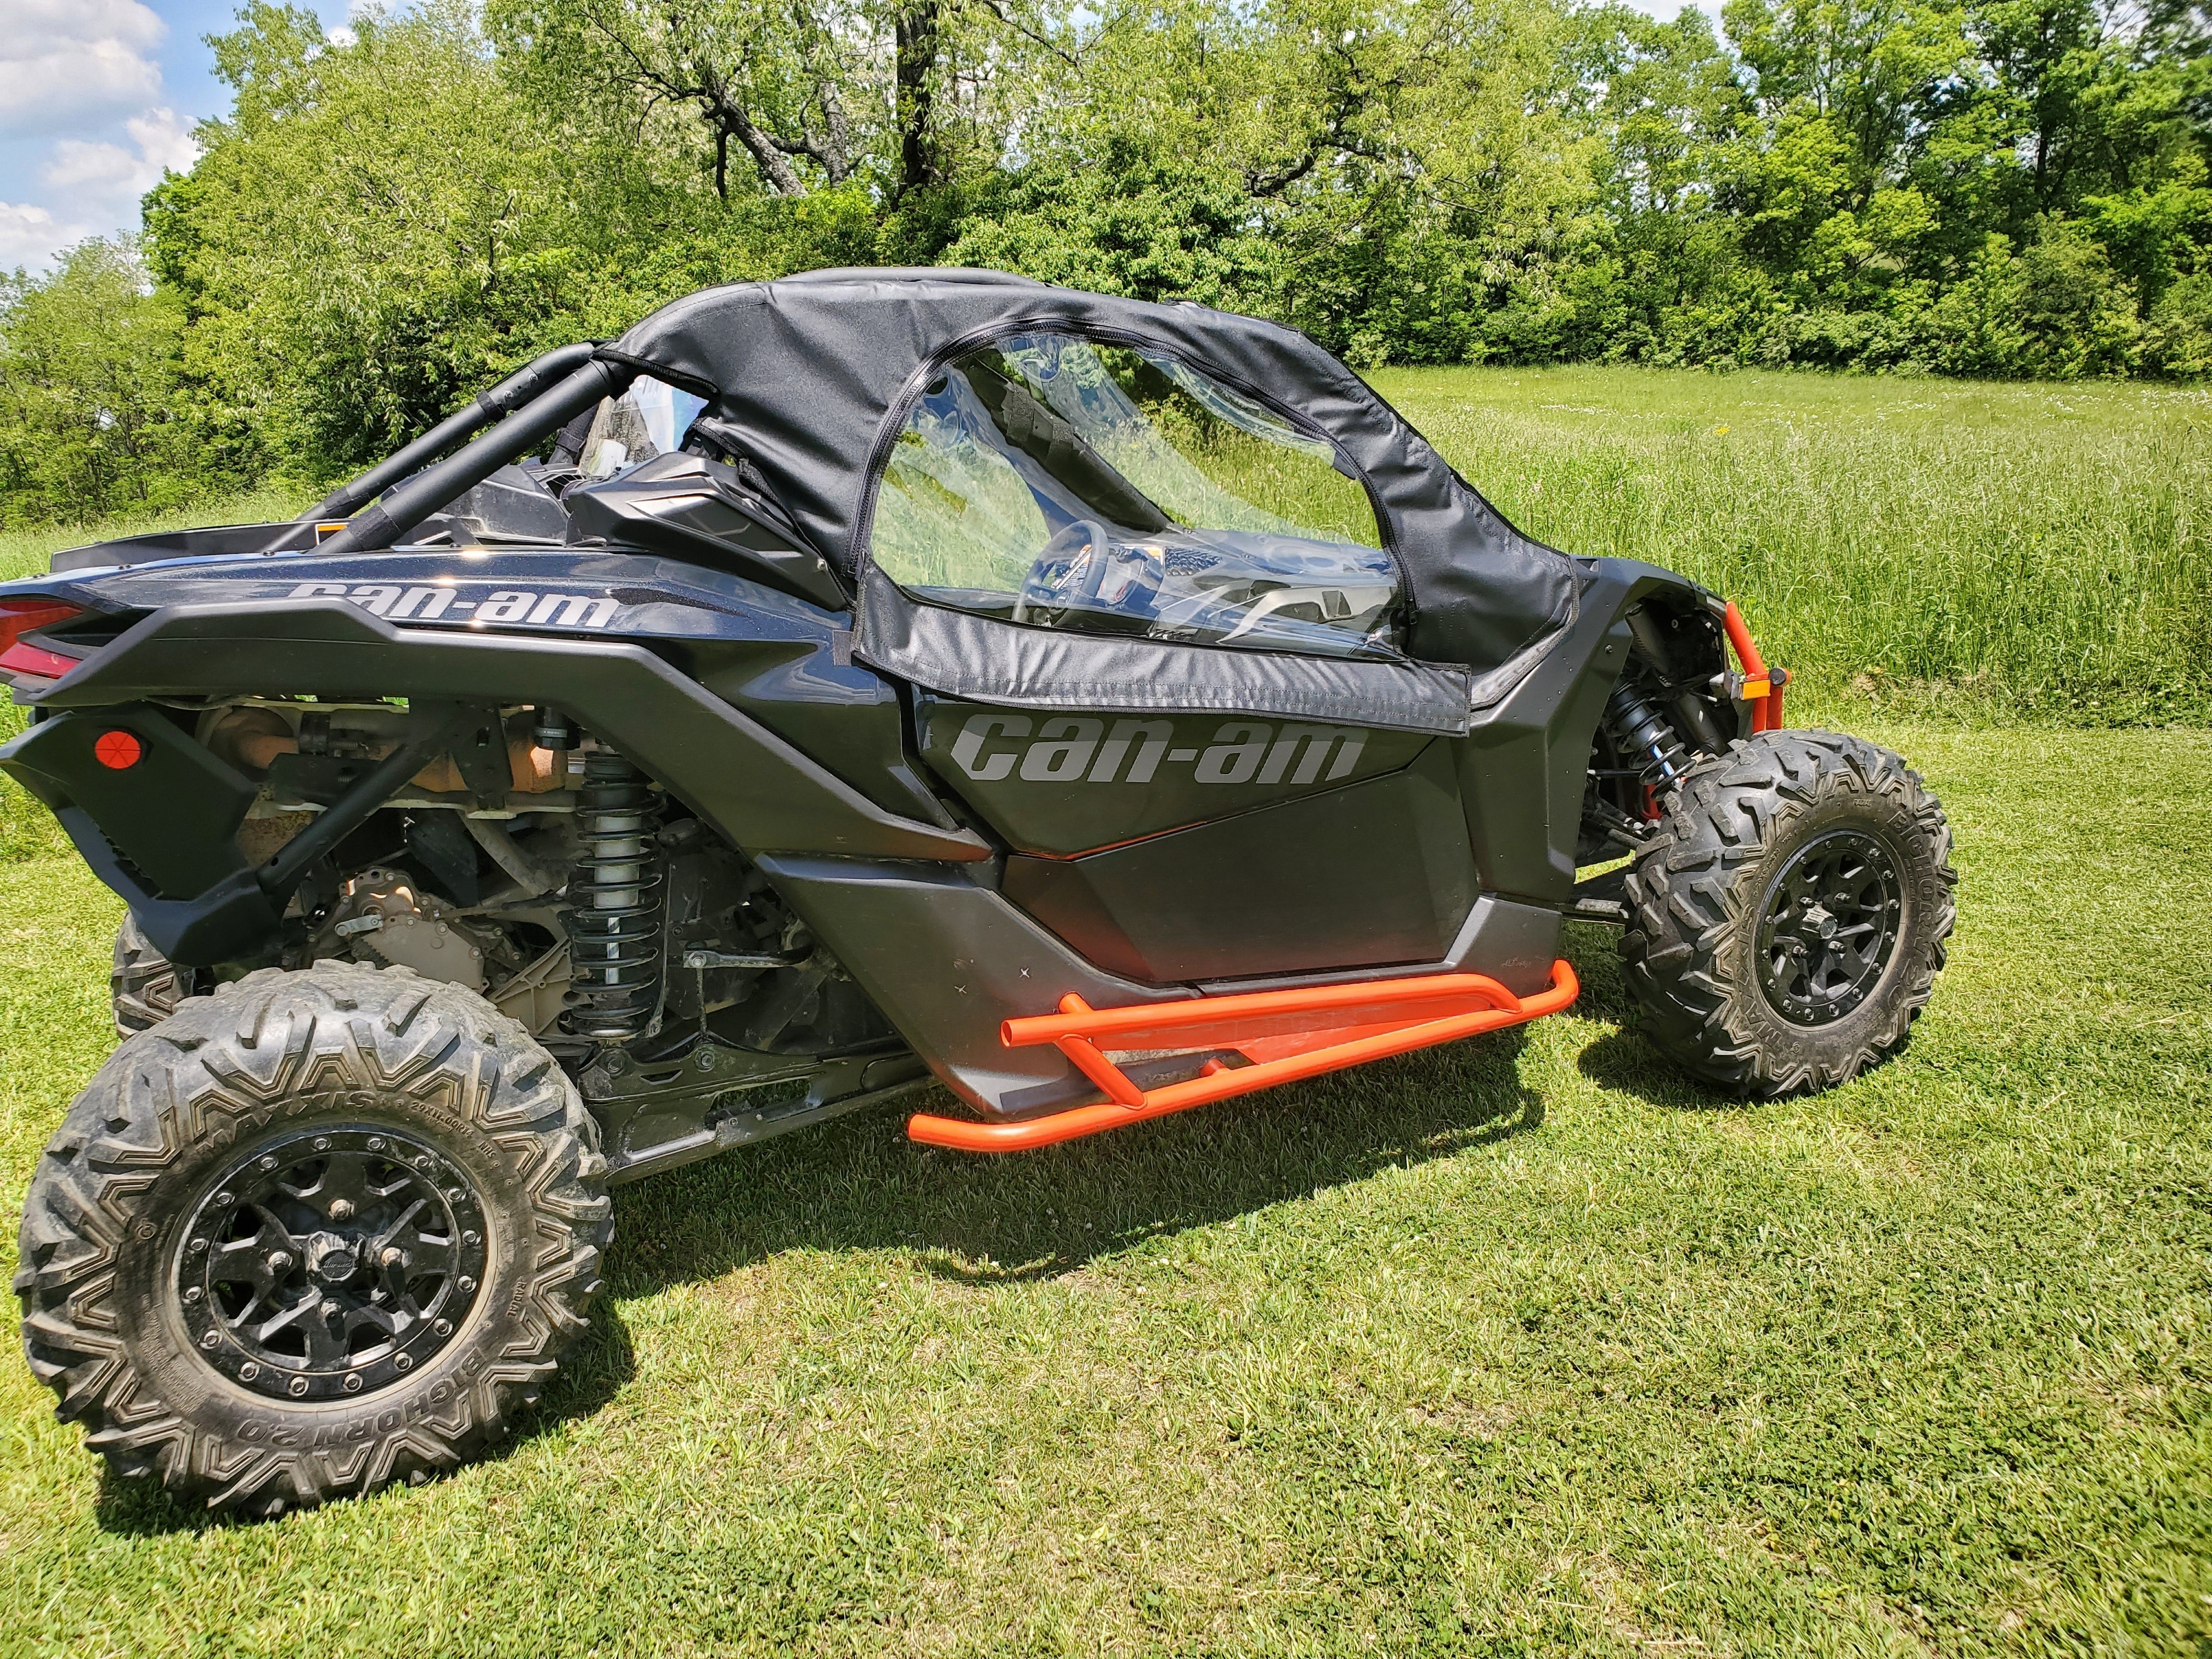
[[0, 0, 2203, 524], [0, 239, 213, 526]]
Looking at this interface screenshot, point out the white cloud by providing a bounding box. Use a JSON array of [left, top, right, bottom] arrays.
[[326, 26, 361, 48], [0, 1, 167, 140], [0, 2, 198, 270], [43, 108, 198, 200], [0, 201, 99, 272]]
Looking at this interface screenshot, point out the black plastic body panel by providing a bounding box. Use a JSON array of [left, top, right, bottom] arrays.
[[565, 452, 847, 610], [1000, 741, 1476, 982], [2, 705, 255, 897], [1454, 560, 1697, 905], [34, 600, 988, 864], [916, 695, 1425, 855], [751, 854, 1197, 1117], [49, 521, 320, 572], [31, 544, 949, 825]]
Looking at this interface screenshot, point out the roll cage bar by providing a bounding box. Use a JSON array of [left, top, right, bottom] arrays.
[[301, 346, 637, 560]]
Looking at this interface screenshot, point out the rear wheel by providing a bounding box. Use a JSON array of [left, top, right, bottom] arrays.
[[112, 915, 200, 1035], [1619, 730, 1955, 1096], [15, 961, 611, 1516]]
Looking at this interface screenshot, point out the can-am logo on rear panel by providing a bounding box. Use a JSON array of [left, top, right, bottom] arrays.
[[287, 582, 617, 629], [948, 712, 1368, 786]]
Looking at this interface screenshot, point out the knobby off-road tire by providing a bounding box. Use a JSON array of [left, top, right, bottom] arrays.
[[1620, 730, 1956, 1096], [16, 961, 612, 1516], [112, 915, 200, 1036]]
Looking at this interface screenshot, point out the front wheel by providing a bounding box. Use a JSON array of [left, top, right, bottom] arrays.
[[1619, 730, 1956, 1096], [16, 962, 611, 1516]]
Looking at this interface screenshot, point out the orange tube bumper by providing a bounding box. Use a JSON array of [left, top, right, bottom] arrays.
[[1722, 601, 1786, 733], [907, 958, 1579, 1153]]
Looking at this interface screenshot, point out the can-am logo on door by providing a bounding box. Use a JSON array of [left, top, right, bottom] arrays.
[[947, 711, 1368, 786], [287, 582, 618, 629]]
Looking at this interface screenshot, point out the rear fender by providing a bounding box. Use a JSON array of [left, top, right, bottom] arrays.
[[33, 600, 988, 865], [0, 706, 280, 963], [18, 544, 949, 825]]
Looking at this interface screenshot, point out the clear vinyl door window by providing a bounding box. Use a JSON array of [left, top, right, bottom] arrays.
[[870, 333, 1400, 659]]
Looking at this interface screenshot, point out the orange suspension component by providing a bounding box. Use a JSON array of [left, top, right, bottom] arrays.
[[1722, 601, 1787, 733], [906, 959, 1579, 1153]]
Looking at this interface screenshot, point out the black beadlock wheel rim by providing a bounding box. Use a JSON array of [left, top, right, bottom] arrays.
[[174, 1127, 489, 1403], [1754, 828, 1904, 1027]]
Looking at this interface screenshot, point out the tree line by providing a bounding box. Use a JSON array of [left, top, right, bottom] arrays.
[[1, 0, 2205, 527]]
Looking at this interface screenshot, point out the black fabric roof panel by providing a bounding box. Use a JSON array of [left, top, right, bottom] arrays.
[[606, 268, 1579, 682]]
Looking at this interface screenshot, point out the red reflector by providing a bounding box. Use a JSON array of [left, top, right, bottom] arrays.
[[0, 641, 78, 680], [94, 730, 144, 770]]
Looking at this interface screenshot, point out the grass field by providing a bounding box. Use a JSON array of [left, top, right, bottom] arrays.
[[1373, 368, 2209, 725], [0, 371, 2205, 1655], [1, 368, 2203, 725], [1, 725, 2207, 1655]]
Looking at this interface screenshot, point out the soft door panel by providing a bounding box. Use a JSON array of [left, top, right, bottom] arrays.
[[1001, 741, 1477, 982], [917, 695, 1426, 856]]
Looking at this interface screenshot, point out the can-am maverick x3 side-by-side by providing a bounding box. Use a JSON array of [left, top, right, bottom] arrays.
[[5, 269, 1954, 1514]]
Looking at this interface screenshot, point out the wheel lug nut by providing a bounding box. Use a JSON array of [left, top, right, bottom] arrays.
[[319, 1299, 340, 1318], [329, 1199, 356, 1222], [267, 1250, 293, 1273]]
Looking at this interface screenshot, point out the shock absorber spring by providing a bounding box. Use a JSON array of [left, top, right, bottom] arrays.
[[563, 748, 666, 1043], [1602, 679, 1691, 791]]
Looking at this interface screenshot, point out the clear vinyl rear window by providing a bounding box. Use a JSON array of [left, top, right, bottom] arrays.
[[869, 333, 1398, 659]]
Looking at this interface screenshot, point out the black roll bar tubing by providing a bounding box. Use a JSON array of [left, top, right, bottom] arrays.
[[311, 358, 638, 560], [300, 341, 602, 523]]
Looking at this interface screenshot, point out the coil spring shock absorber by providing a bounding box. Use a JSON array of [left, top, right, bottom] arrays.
[[564, 748, 666, 1043], [1602, 679, 1691, 795]]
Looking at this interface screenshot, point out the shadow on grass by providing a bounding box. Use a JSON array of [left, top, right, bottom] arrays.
[[91, 934, 1682, 1531], [600, 1024, 1550, 1304], [89, 1303, 642, 1538]]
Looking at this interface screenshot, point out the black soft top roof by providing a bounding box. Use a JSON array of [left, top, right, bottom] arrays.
[[607, 268, 1578, 717]]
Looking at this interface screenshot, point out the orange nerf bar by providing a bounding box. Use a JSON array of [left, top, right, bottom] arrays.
[[908, 958, 1579, 1152]]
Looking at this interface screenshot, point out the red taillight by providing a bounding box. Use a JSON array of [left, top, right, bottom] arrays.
[[0, 598, 85, 681]]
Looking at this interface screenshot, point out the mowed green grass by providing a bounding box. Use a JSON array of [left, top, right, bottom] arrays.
[[0, 723, 2207, 1657]]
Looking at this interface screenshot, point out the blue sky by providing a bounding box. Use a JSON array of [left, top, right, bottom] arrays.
[[2, 0, 1711, 275], [0, 1, 354, 272]]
